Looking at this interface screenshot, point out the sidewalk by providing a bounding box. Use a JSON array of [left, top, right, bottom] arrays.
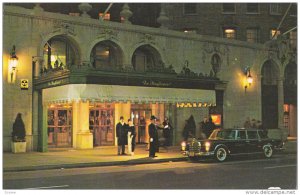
[[3, 140, 297, 172]]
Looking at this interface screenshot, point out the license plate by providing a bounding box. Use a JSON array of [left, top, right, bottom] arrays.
[[189, 151, 195, 156]]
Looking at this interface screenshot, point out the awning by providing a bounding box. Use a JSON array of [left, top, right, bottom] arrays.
[[43, 84, 216, 105]]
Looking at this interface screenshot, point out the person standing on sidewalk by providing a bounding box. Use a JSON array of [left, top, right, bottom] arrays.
[[148, 115, 158, 158], [127, 119, 136, 156], [116, 116, 127, 155]]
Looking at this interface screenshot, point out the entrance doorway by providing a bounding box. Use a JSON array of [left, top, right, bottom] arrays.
[[261, 60, 279, 129], [131, 105, 152, 144], [48, 105, 72, 147], [89, 103, 115, 146]]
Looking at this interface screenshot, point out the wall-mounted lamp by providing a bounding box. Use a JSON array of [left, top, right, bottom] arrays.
[[8, 45, 19, 83], [244, 66, 253, 93]]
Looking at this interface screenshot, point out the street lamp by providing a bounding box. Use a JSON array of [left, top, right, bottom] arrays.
[[8, 45, 18, 83]]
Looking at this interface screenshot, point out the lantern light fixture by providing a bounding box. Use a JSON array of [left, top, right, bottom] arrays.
[[8, 45, 19, 83], [244, 66, 253, 93]]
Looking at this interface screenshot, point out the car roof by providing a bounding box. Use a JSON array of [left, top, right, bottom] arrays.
[[218, 128, 262, 131]]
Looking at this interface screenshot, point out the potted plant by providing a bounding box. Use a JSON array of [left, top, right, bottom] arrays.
[[11, 113, 26, 153]]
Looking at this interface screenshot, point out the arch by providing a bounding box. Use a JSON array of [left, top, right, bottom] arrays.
[[87, 38, 126, 66], [38, 32, 82, 66], [130, 43, 166, 67], [131, 44, 165, 72], [261, 59, 280, 85], [89, 40, 124, 69], [260, 59, 280, 129]]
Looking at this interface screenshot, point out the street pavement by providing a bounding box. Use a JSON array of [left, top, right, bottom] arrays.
[[3, 140, 297, 172]]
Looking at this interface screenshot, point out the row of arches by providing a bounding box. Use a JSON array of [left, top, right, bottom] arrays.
[[261, 60, 297, 135], [42, 35, 164, 72]]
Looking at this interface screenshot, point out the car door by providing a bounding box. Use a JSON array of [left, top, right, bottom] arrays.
[[233, 130, 248, 154], [246, 130, 260, 153]]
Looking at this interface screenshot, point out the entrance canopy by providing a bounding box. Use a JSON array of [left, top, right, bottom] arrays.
[[43, 84, 216, 105]]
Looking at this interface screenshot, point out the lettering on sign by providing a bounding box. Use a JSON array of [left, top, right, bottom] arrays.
[[142, 80, 171, 87], [48, 80, 62, 86], [20, 79, 29, 90]]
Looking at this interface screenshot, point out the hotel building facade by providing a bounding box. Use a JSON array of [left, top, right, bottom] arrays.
[[3, 4, 296, 152]]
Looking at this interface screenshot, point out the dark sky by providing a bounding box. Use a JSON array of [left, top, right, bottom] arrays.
[[8, 3, 161, 27]]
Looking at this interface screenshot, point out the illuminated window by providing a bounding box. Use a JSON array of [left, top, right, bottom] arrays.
[[246, 3, 259, 13], [91, 42, 120, 69], [43, 37, 77, 69], [222, 3, 235, 13], [99, 12, 111, 21], [269, 4, 281, 15], [270, 29, 281, 39], [223, 28, 236, 39], [246, 29, 259, 43], [183, 3, 197, 15], [289, 31, 297, 49]]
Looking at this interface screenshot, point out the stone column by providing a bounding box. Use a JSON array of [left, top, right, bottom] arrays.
[[37, 90, 48, 152], [32, 56, 43, 79], [277, 78, 284, 129], [73, 100, 93, 149]]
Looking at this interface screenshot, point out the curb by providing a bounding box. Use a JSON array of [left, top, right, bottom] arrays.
[[3, 157, 188, 172]]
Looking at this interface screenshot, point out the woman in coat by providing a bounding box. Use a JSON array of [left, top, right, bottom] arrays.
[[127, 119, 136, 156]]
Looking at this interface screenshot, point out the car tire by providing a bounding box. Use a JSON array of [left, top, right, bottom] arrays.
[[215, 147, 228, 162], [263, 144, 273, 158]]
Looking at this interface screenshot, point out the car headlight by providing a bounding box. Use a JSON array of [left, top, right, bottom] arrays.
[[205, 142, 210, 152]]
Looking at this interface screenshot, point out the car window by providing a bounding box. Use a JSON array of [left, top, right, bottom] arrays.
[[237, 131, 246, 140], [216, 130, 236, 139], [258, 130, 268, 139], [247, 131, 258, 139]]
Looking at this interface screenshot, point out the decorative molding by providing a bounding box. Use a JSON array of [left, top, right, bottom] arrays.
[[202, 42, 230, 66], [139, 33, 156, 45], [97, 29, 119, 41], [53, 21, 76, 36]]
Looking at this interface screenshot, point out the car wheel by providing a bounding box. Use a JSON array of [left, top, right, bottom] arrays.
[[215, 147, 227, 162], [263, 144, 273, 158]]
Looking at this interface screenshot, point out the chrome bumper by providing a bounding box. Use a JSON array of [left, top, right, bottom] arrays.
[[182, 151, 214, 157]]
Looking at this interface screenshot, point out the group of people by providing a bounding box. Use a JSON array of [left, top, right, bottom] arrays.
[[182, 115, 217, 141], [200, 117, 217, 139], [116, 117, 136, 156], [116, 115, 173, 158]]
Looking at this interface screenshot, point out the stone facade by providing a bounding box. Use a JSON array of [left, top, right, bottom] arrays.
[[3, 5, 296, 152]]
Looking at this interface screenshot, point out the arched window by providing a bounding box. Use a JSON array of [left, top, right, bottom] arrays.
[[211, 54, 221, 75], [43, 36, 78, 69], [90, 41, 123, 70], [132, 45, 163, 72], [261, 60, 279, 85]]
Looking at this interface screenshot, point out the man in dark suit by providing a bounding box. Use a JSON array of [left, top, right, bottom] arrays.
[[148, 115, 158, 158], [116, 116, 127, 155]]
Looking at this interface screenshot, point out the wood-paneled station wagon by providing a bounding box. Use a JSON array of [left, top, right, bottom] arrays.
[[181, 128, 285, 162]]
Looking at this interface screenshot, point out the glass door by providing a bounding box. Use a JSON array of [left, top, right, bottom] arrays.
[[48, 105, 72, 147], [89, 103, 115, 146], [131, 108, 151, 144]]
